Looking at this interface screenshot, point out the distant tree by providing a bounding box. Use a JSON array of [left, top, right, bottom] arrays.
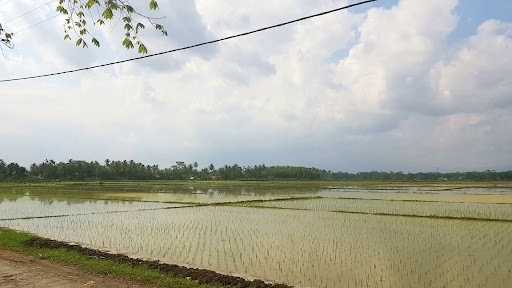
[[0, 159, 6, 180], [4, 162, 28, 180], [2, 158, 512, 182]]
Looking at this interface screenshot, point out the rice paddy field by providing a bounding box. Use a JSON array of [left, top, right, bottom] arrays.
[[1, 181, 512, 287]]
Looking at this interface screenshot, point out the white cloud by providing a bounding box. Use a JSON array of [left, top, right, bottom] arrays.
[[432, 20, 512, 113], [0, 0, 511, 171], [335, 0, 458, 119]]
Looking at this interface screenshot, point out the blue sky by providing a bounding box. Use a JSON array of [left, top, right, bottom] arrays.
[[451, 0, 512, 38], [0, 0, 511, 172], [354, 0, 512, 39]]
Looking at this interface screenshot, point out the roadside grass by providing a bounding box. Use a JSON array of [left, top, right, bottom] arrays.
[[0, 228, 217, 288]]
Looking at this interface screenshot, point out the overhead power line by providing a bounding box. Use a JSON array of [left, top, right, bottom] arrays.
[[4, 0, 55, 24], [0, 0, 377, 83], [12, 15, 58, 36], [13, 13, 59, 35]]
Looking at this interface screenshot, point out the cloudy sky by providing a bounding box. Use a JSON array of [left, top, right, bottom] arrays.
[[0, 0, 511, 172]]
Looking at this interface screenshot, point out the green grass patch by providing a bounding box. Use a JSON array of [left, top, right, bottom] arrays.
[[0, 228, 216, 288]]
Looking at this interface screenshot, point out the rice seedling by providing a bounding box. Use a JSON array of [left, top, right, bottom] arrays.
[[2, 206, 512, 288], [319, 189, 512, 204], [246, 198, 512, 221]]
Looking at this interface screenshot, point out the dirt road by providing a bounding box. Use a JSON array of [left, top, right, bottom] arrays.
[[0, 249, 149, 288]]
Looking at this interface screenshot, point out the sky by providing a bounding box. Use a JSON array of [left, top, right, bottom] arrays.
[[0, 0, 511, 172]]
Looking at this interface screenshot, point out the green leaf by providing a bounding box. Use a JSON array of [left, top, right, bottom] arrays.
[[102, 8, 113, 20], [122, 37, 134, 49], [92, 38, 100, 47], [138, 43, 147, 54], [85, 0, 98, 9], [135, 23, 145, 33], [52, 0, 166, 53], [56, 5, 68, 15], [149, 0, 158, 10], [108, 2, 120, 10], [124, 5, 134, 13]]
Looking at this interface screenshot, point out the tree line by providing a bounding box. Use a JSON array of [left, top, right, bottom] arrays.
[[1, 159, 511, 181]]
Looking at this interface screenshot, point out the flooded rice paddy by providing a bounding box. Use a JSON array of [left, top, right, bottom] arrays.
[[0, 196, 184, 220], [1, 181, 512, 287], [246, 197, 512, 221]]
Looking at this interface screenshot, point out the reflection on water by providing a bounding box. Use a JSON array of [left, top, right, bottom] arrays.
[[0, 195, 179, 220], [2, 182, 511, 205], [0, 182, 327, 204]]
